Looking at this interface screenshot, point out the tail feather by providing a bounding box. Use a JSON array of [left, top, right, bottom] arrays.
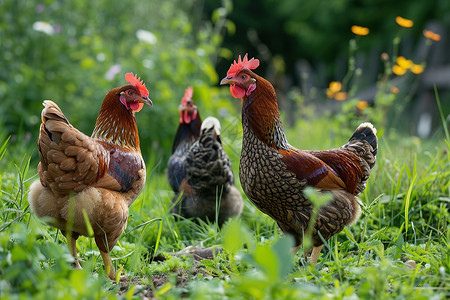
[[346, 122, 377, 168], [185, 126, 234, 195], [341, 122, 378, 195], [42, 100, 70, 125], [350, 122, 377, 155], [40, 100, 72, 144]]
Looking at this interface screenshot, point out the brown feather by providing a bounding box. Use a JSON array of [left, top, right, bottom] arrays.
[[29, 82, 149, 279], [60, 157, 77, 171], [223, 65, 377, 262]]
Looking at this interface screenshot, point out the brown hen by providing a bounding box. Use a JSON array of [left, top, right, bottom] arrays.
[[220, 55, 377, 264], [28, 73, 152, 279]]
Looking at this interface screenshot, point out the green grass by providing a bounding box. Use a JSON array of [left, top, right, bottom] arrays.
[[0, 117, 449, 299]]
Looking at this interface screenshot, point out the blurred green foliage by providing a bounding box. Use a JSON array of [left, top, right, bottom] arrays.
[[212, 0, 450, 77], [1, 0, 449, 168], [0, 0, 236, 166]]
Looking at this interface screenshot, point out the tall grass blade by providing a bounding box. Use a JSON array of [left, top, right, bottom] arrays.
[[0, 136, 10, 161], [153, 218, 163, 258], [404, 173, 417, 238], [434, 85, 449, 141]]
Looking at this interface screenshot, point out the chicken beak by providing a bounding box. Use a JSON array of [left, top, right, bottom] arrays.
[[220, 76, 235, 85], [141, 96, 153, 107], [178, 99, 193, 111]]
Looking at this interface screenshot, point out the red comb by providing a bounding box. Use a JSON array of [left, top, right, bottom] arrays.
[[226, 54, 260, 77], [180, 86, 193, 106], [125, 72, 149, 98]]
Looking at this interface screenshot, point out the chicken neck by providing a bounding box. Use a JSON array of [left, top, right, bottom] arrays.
[[92, 89, 140, 151], [241, 74, 289, 151]]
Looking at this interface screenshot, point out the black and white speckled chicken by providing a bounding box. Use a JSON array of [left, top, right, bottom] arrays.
[[167, 87, 202, 194], [171, 117, 243, 226]]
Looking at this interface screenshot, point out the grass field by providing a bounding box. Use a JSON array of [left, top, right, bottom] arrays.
[[0, 115, 449, 299]]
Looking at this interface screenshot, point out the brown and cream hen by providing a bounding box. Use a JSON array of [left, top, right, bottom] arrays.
[[220, 54, 377, 264], [28, 73, 152, 279], [170, 117, 243, 226]]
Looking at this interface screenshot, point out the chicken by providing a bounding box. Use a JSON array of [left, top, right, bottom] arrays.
[[167, 86, 202, 193], [170, 117, 243, 226], [28, 73, 152, 280], [220, 54, 377, 264]]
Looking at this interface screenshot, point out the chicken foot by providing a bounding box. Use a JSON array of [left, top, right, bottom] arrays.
[[100, 250, 116, 281], [66, 231, 115, 280], [290, 244, 323, 265]]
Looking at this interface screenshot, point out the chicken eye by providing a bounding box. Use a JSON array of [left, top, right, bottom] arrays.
[[241, 75, 247, 80], [127, 90, 134, 96]]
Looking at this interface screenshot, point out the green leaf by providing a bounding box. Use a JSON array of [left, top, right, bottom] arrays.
[[365, 240, 384, 258], [0, 136, 10, 161], [222, 219, 253, 253]]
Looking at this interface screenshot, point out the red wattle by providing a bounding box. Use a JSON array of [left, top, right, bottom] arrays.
[[135, 102, 144, 112], [230, 85, 245, 99], [183, 110, 191, 124], [130, 102, 141, 111]]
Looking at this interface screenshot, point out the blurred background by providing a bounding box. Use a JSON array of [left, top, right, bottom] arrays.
[[1, 0, 449, 169]]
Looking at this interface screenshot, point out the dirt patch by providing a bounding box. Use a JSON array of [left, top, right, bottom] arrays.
[[118, 266, 210, 299], [118, 247, 222, 299]]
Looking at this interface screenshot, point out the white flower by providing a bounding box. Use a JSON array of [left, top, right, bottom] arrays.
[[196, 48, 205, 56], [105, 64, 121, 81], [96, 53, 106, 62], [136, 30, 157, 44], [143, 59, 154, 69], [32, 21, 55, 35]]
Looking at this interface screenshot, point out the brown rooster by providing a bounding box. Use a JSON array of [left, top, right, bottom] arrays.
[[220, 54, 377, 264], [170, 117, 243, 226], [28, 73, 152, 280], [167, 86, 202, 193]]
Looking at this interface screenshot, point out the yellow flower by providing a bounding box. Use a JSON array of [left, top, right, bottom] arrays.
[[351, 25, 370, 36], [334, 92, 348, 101], [396, 16, 414, 28], [390, 86, 399, 94], [423, 29, 441, 41], [328, 81, 342, 93], [326, 89, 334, 98], [397, 56, 413, 69], [327, 81, 340, 98], [326, 81, 347, 100], [392, 65, 407, 76], [357, 100, 369, 110], [411, 64, 424, 74]]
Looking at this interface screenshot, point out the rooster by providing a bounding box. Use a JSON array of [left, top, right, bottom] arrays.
[[171, 117, 243, 226], [220, 54, 377, 264], [28, 73, 152, 280], [167, 86, 202, 193]]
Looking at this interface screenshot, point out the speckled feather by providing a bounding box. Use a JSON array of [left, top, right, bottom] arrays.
[[171, 125, 243, 226], [237, 71, 377, 248]]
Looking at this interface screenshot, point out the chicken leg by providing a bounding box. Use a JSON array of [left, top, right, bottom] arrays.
[[309, 245, 323, 265], [68, 236, 82, 269], [290, 244, 323, 265], [100, 250, 116, 280], [63, 231, 82, 269], [290, 245, 301, 256]]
